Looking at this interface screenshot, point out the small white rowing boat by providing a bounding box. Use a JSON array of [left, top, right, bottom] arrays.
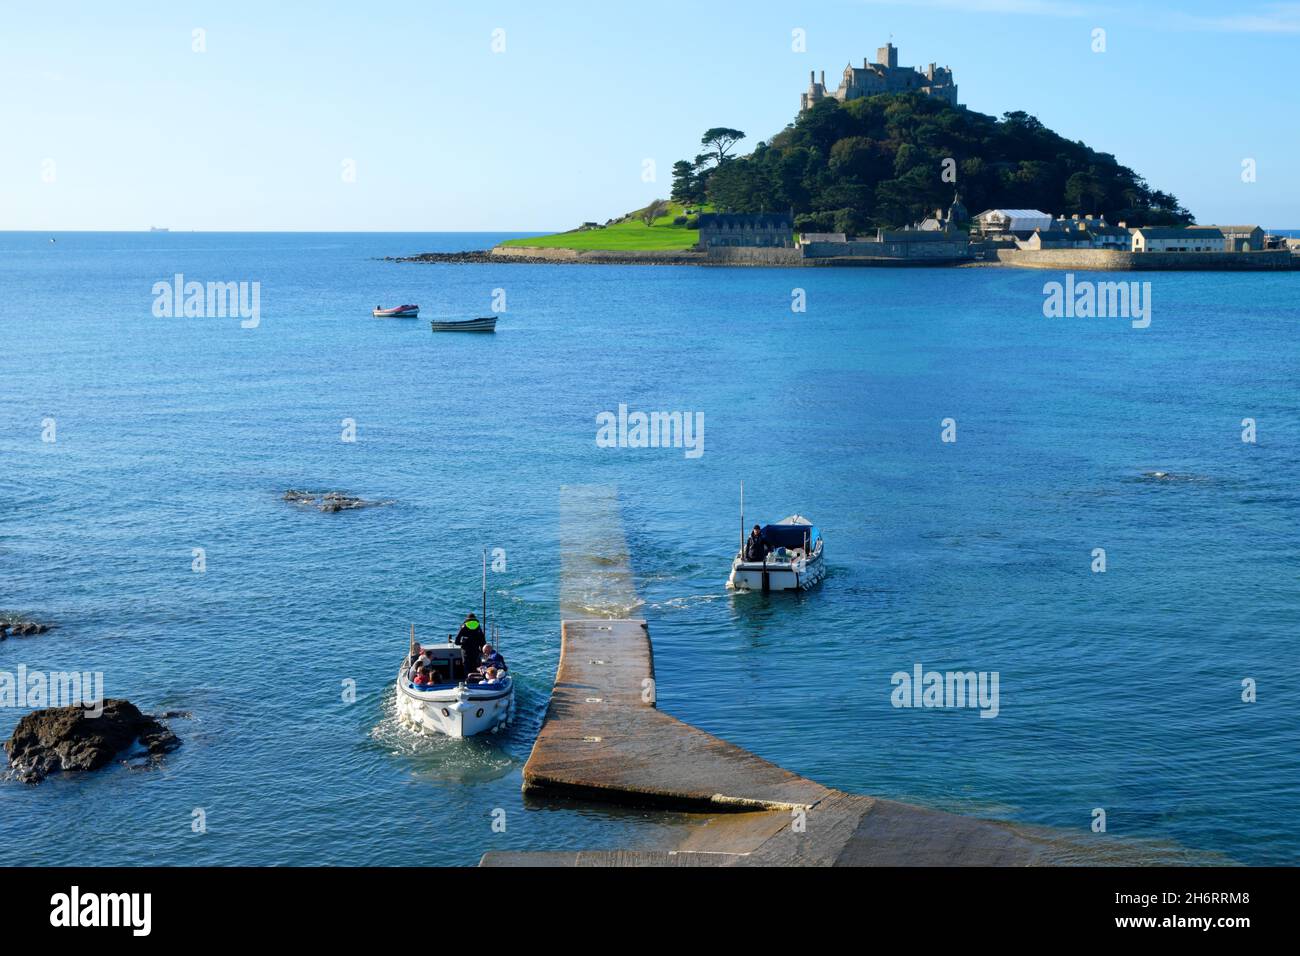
[[373, 304, 419, 318], [430, 315, 497, 333]]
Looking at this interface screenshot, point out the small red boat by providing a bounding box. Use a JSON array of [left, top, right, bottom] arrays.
[[373, 304, 419, 318]]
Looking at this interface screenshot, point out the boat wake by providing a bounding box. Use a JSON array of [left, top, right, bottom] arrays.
[[647, 592, 729, 612], [369, 692, 517, 784]]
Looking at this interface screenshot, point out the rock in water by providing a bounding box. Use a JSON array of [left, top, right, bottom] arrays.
[[4, 700, 181, 784], [0, 616, 51, 639], [319, 492, 366, 513], [281, 489, 387, 512]]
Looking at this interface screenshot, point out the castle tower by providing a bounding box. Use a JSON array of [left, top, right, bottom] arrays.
[[877, 42, 898, 69]]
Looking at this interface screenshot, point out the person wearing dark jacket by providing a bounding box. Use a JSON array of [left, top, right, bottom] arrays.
[[744, 525, 769, 562], [479, 644, 506, 674], [455, 613, 486, 673]]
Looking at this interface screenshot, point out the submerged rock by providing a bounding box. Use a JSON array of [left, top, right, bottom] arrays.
[[282, 489, 389, 513], [0, 616, 52, 641], [319, 492, 368, 512], [4, 700, 181, 784]]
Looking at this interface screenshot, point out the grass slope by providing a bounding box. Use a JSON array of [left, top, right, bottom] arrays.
[[499, 202, 707, 251]]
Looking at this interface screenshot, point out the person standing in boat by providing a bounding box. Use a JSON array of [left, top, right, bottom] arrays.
[[744, 524, 770, 562], [455, 613, 486, 674]]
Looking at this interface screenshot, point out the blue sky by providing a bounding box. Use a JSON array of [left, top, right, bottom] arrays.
[[3, 0, 1298, 231]]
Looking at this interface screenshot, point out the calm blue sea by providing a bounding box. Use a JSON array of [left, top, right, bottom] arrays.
[[1, 231, 1297, 865]]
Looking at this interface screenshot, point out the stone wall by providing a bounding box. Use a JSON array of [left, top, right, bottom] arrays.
[[995, 248, 1296, 271], [804, 239, 969, 259], [704, 247, 803, 266]]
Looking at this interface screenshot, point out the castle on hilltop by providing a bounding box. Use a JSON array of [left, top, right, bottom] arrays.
[[801, 43, 958, 111]]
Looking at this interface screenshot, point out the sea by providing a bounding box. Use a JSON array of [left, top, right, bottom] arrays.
[[1, 230, 1297, 865]]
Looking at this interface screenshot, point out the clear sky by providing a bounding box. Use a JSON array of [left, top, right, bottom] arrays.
[[3, 0, 1298, 231]]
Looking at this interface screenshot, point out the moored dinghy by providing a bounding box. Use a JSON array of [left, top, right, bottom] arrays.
[[430, 315, 497, 333], [373, 304, 420, 318], [726, 484, 825, 592]]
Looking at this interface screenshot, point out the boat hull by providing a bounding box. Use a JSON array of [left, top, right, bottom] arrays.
[[727, 552, 825, 592], [430, 316, 497, 333], [395, 672, 513, 738], [373, 309, 419, 318]]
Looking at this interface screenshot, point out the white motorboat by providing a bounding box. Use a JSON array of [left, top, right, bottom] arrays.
[[726, 485, 825, 592], [394, 552, 515, 738], [395, 647, 514, 738]]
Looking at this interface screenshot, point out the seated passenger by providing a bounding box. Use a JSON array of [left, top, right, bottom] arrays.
[[409, 648, 434, 681], [413, 666, 432, 687], [480, 644, 507, 673], [482, 666, 499, 683]]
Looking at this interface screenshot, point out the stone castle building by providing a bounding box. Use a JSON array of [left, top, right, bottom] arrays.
[[801, 43, 958, 111], [697, 212, 794, 248]]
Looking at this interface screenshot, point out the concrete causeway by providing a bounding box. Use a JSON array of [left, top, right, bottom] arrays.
[[481, 619, 1153, 867]]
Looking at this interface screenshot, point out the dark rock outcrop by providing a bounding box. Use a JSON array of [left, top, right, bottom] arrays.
[[282, 490, 389, 513], [0, 616, 51, 641], [4, 700, 181, 784]]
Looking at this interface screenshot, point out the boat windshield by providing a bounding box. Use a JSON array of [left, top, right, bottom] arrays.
[[408, 645, 468, 685]]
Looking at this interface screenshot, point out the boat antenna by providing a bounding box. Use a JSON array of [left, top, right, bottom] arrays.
[[739, 480, 745, 556], [481, 548, 488, 634]]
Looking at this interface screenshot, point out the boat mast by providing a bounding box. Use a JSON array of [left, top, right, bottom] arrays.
[[481, 548, 488, 634], [739, 480, 745, 556]]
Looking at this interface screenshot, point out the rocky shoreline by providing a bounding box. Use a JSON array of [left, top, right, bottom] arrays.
[[387, 247, 1298, 272], [386, 250, 707, 266]]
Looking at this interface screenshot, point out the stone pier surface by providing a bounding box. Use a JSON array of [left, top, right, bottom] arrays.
[[482, 619, 1158, 867]]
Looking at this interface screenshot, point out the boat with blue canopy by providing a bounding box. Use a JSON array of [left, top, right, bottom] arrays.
[[726, 485, 825, 592]]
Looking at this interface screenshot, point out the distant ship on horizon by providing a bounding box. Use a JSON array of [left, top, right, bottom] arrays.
[[149, 226, 169, 232]]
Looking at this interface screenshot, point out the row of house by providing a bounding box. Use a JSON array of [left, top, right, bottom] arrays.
[[694, 212, 970, 260], [975, 209, 1269, 253], [695, 209, 1278, 260]]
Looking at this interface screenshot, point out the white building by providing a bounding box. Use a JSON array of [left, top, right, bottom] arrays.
[[1131, 227, 1227, 253], [973, 209, 1054, 236]]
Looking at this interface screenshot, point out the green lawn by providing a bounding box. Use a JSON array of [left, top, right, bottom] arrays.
[[499, 202, 708, 252]]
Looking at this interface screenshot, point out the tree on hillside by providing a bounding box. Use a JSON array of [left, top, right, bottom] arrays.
[[670, 161, 707, 205], [700, 127, 746, 166], [640, 199, 670, 226]]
